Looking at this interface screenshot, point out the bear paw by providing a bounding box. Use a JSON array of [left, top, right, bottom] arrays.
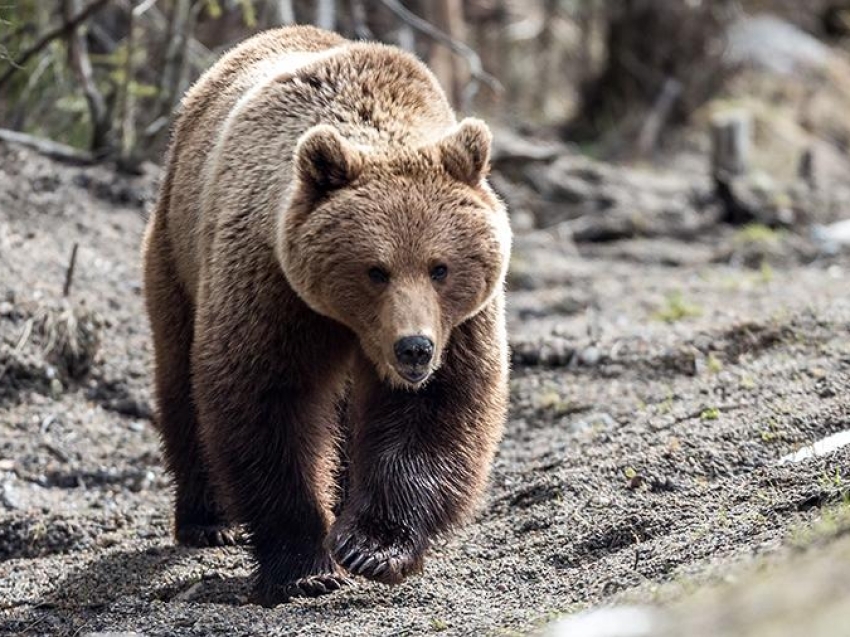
[[175, 524, 245, 547], [253, 573, 353, 606], [330, 525, 425, 585]]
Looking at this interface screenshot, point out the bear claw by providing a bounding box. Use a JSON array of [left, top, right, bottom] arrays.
[[255, 573, 353, 606], [331, 530, 423, 584], [176, 524, 245, 547]]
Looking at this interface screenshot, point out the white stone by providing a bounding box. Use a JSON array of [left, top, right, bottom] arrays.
[[779, 430, 850, 464], [545, 606, 659, 637]]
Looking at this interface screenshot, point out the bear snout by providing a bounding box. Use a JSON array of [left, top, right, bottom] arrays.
[[393, 335, 434, 382]]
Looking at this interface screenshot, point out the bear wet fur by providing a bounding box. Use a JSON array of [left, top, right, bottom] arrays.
[[142, 25, 511, 605]]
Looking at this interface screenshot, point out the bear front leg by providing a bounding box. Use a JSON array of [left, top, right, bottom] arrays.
[[328, 298, 509, 585], [192, 302, 353, 606]]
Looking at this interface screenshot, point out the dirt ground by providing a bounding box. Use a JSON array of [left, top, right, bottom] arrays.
[[0, 139, 848, 637]]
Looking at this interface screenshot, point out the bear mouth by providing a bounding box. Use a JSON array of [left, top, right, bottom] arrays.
[[395, 366, 430, 385]]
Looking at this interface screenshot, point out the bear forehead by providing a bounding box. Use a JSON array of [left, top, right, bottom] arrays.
[[352, 156, 495, 211], [326, 180, 494, 233], [308, 199, 503, 274]]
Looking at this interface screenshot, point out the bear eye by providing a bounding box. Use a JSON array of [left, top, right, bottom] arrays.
[[368, 267, 389, 284], [430, 264, 448, 282]]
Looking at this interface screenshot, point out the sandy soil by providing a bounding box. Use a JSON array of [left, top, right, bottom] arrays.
[[0, 141, 848, 636]]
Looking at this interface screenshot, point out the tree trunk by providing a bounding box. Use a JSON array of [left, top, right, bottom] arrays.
[[427, 0, 466, 109], [155, 0, 193, 121], [119, 0, 158, 171], [710, 111, 751, 180], [533, 0, 558, 116], [272, 0, 296, 25], [316, 0, 336, 31], [62, 0, 110, 154]]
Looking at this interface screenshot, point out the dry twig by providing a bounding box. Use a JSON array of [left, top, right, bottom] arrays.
[[63, 243, 80, 298]]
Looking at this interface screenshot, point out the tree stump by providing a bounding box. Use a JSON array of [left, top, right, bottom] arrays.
[[710, 110, 751, 180], [711, 110, 755, 225]]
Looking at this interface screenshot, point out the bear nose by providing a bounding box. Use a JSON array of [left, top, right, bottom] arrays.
[[394, 336, 434, 368]]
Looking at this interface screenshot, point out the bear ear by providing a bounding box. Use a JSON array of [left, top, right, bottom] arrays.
[[294, 125, 363, 194], [437, 118, 492, 186]]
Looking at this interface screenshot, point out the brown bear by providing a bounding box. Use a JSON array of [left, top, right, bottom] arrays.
[[142, 25, 510, 606]]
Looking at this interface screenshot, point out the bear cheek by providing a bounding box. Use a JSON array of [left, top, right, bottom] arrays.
[[280, 243, 346, 323], [446, 261, 493, 324]]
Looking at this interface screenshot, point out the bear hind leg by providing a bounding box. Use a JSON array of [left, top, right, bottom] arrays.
[[144, 226, 240, 547]]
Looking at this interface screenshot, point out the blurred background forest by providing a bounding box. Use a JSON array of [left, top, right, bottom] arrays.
[[3, 0, 850, 173]]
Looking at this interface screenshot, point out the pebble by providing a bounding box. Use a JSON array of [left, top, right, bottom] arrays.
[[573, 412, 618, 432], [579, 346, 601, 367], [1, 480, 23, 510], [49, 378, 64, 398]]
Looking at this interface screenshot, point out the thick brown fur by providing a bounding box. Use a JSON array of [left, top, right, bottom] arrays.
[[142, 25, 511, 606]]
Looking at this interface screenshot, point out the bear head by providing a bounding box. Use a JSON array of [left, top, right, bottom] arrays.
[[278, 118, 511, 389]]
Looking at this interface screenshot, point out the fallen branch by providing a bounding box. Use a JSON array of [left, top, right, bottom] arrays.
[[378, 0, 502, 109], [0, 128, 96, 165], [490, 127, 569, 165], [0, 0, 110, 90]]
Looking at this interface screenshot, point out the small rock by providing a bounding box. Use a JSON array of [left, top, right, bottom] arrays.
[[627, 474, 645, 490], [127, 470, 156, 493], [817, 381, 837, 398], [579, 346, 601, 367], [812, 219, 850, 254], [49, 378, 64, 399], [574, 412, 618, 432], [1, 481, 24, 510], [108, 397, 153, 420]]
